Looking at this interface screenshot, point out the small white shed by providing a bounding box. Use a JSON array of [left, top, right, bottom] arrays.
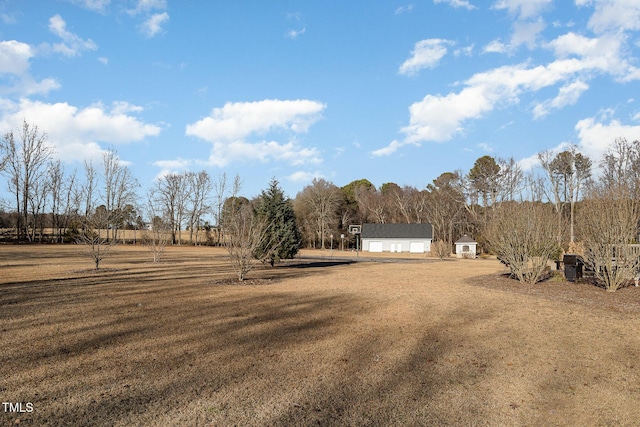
[[455, 235, 477, 258]]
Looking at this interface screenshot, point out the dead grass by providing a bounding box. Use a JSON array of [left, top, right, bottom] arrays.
[[1, 245, 639, 426]]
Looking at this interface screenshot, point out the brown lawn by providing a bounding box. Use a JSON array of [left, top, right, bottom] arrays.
[[1, 245, 639, 426]]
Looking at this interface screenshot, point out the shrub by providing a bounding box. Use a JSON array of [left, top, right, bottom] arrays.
[[430, 240, 451, 260]]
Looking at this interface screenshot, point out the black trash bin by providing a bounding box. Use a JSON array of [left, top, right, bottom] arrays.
[[563, 254, 583, 282]]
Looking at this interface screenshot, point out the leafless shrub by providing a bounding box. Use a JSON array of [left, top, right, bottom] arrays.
[[430, 240, 451, 260], [223, 200, 271, 281], [142, 220, 169, 263], [143, 193, 170, 263], [75, 207, 115, 270], [579, 186, 640, 292], [222, 176, 279, 281], [579, 138, 640, 292], [485, 201, 559, 285]]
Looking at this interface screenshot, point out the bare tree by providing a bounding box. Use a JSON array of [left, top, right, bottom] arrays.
[[538, 147, 591, 246], [27, 170, 49, 242], [76, 205, 115, 270], [579, 138, 640, 292], [48, 160, 64, 242], [47, 161, 79, 243], [0, 121, 54, 241], [153, 173, 187, 245], [485, 201, 559, 285], [427, 172, 467, 246], [101, 150, 139, 242], [142, 192, 170, 262], [496, 157, 524, 202], [222, 176, 272, 281], [186, 170, 212, 245], [355, 185, 387, 223], [82, 160, 97, 220], [295, 178, 341, 249], [381, 183, 415, 223], [0, 139, 7, 173], [212, 172, 229, 246]]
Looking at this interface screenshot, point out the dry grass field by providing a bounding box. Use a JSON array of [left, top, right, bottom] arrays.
[[1, 244, 640, 426]]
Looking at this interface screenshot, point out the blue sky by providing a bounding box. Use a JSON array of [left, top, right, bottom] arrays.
[[2, 0, 640, 199]]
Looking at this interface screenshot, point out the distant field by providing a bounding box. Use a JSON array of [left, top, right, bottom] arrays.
[[1, 245, 639, 426]]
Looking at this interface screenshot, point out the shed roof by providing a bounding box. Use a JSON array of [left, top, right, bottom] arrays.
[[455, 235, 477, 244], [361, 223, 433, 239]]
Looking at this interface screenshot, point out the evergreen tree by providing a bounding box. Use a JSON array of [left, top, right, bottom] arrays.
[[255, 178, 302, 266]]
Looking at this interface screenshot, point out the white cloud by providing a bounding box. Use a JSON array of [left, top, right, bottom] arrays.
[[48, 14, 98, 57], [0, 40, 60, 96], [518, 152, 542, 171], [492, 0, 552, 19], [98, 56, 109, 65], [584, 0, 640, 33], [533, 80, 589, 119], [285, 28, 306, 39], [399, 39, 453, 76], [510, 19, 546, 49], [130, 0, 167, 14], [395, 5, 414, 14], [477, 142, 494, 152], [376, 26, 640, 156], [65, 0, 111, 13], [152, 158, 193, 179], [0, 40, 33, 75], [186, 99, 325, 167], [140, 12, 169, 38], [3, 76, 61, 97], [401, 83, 494, 144], [111, 101, 145, 115], [287, 170, 325, 183], [454, 44, 474, 56], [371, 140, 405, 157], [0, 99, 161, 163], [485, 19, 546, 54], [187, 99, 325, 142], [433, 0, 476, 11], [205, 140, 322, 168], [546, 32, 638, 81], [483, 39, 508, 54], [575, 116, 640, 160]]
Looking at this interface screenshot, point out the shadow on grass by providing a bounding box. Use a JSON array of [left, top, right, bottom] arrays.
[[3, 274, 506, 427], [2, 247, 574, 426], [284, 259, 355, 269]]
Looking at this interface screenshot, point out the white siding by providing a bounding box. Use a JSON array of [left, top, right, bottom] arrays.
[[369, 241, 383, 252], [362, 238, 432, 253], [410, 242, 425, 253]]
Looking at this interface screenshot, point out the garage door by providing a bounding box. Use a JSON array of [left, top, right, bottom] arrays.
[[369, 241, 383, 252], [409, 242, 425, 253]]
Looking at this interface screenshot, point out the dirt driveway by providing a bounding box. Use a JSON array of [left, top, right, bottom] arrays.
[[1, 245, 639, 426]]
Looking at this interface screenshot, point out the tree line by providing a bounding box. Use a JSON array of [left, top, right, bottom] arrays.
[[2, 120, 640, 290]]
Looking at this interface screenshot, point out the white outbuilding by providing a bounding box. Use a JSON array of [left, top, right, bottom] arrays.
[[361, 223, 433, 253], [455, 235, 477, 258]]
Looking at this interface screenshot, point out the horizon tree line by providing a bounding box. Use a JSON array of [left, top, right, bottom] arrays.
[[2, 120, 640, 290]]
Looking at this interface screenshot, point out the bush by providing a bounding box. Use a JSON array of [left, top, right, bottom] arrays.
[[430, 240, 451, 260], [485, 201, 559, 285]]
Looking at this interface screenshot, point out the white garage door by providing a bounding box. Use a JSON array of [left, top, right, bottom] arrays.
[[369, 241, 383, 252], [409, 242, 425, 253]]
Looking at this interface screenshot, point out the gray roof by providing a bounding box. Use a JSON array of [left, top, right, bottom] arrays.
[[361, 223, 433, 239], [455, 235, 476, 244]]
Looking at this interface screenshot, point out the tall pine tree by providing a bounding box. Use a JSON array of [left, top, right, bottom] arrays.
[[255, 178, 302, 266]]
